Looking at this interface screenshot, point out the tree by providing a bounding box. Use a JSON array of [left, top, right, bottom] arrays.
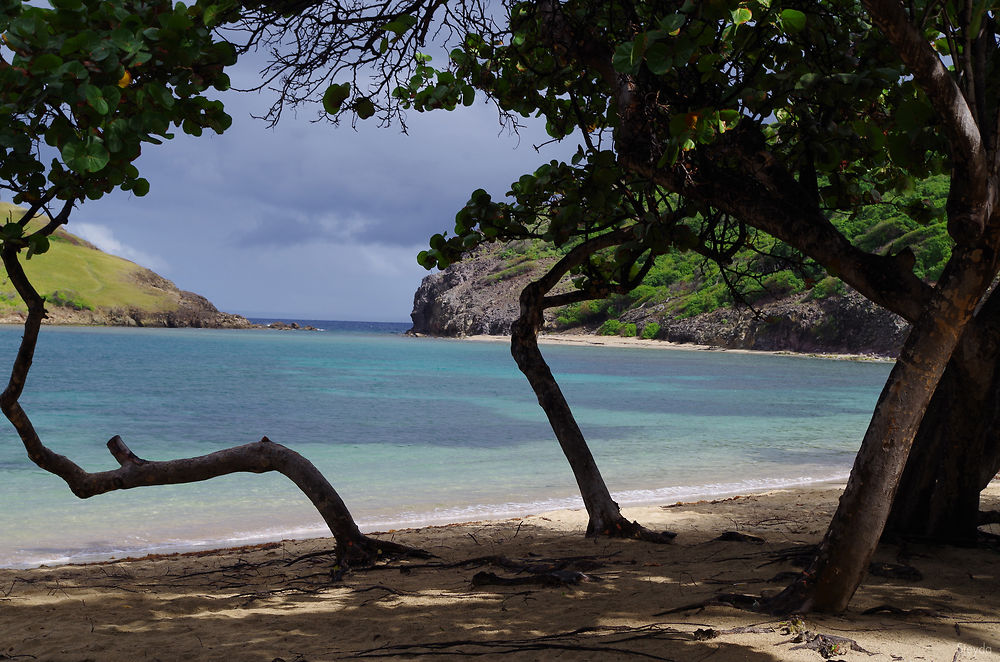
[[245, 0, 1000, 610], [0, 0, 420, 566]]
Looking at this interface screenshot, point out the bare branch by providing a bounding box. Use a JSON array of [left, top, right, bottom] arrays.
[[0, 245, 426, 565]]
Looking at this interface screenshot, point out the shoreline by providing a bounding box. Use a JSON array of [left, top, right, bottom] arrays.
[[2, 482, 997, 661], [459, 331, 896, 361], [2, 473, 853, 570]]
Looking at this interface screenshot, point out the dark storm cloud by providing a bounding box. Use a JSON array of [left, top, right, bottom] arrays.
[[74, 59, 573, 320]]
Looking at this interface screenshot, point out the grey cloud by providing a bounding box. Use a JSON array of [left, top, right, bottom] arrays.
[[74, 59, 573, 320]]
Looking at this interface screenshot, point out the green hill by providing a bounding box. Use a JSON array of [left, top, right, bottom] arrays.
[[0, 203, 250, 327]]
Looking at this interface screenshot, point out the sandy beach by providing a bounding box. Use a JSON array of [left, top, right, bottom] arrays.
[[2, 483, 999, 661], [464, 332, 895, 361]]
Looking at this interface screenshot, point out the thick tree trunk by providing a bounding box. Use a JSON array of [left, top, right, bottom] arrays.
[[769, 245, 998, 613], [0, 247, 424, 566], [886, 290, 1000, 545]]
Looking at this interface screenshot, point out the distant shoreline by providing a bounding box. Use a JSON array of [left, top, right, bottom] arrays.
[[455, 331, 896, 362]]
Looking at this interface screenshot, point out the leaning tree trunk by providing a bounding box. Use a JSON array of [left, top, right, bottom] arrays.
[[510, 281, 673, 542], [0, 246, 425, 566], [886, 287, 1000, 545], [503, 230, 674, 542], [768, 244, 999, 613]]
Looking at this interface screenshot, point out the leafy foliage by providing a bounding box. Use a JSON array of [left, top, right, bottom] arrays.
[[0, 0, 234, 259]]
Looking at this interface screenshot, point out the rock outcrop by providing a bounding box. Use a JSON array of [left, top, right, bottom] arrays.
[[409, 247, 909, 357], [624, 291, 908, 357], [409, 245, 557, 336]]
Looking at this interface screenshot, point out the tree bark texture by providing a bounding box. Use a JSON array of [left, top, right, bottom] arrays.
[[0, 247, 422, 566], [769, 244, 1000, 613], [886, 289, 1000, 544], [509, 235, 674, 542]]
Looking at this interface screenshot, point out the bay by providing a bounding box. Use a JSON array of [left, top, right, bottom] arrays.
[[0, 321, 891, 567]]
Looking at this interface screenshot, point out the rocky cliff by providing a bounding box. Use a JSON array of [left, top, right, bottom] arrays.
[[409, 245, 909, 357]]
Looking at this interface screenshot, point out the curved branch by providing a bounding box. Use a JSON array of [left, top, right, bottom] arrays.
[[0, 245, 427, 566], [626, 150, 933, 324]]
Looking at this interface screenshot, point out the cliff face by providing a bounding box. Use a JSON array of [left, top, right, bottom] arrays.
[[410, 245, 560, 336], [409, 248, 909, 357]]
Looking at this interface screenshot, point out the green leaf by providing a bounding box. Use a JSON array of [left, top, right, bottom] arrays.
[[732, 7, 752, 25], [28, 53, 62, 74], [83, 84, 109, 115], [416, 250, 434, 268], [382, 14, 417, 36], [779, 8, 806, 33], [1, 223, 24, 241], [25, 234, 49, 259], [61, 139, 110, 173], [659, 14, 685, 34], [645, 42, 673, 75], [322, 82, 351, 114], [612, 42, 640, 74], [354, 97, 376, 119]]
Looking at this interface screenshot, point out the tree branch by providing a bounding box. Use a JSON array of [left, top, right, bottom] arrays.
[[862, 0, 991, 242], [0, 245, 426, 565]]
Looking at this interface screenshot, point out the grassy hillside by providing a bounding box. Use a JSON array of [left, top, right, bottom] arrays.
[[0, 203, 178, 314], [480, 176, 951, 336]]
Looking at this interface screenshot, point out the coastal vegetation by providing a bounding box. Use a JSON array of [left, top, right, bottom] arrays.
[[513, 174, 950, 335], [247, 0, 1000, 614]]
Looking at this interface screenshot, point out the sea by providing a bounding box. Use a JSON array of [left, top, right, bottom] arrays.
[[0, 319, 892, 568]]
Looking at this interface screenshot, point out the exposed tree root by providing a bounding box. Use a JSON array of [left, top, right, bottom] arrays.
[[782, 631, 875, 658], [471, 569, 597, 587], [338, 538, 435, 567], [868, 561, 922, 581], [589, 516, 677, 543], [978, 510, 1000, 525], [862, 604, 941, 618]]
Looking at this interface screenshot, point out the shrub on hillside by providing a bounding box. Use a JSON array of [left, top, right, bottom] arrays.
[[46, 290, 93, 311], [641, 322, 661, 339], [808, 276, 847, 300], [598, 319, 622, 335]]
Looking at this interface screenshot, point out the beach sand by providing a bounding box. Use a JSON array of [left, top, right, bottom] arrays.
[[2, 484, 1000, 661], [463, 332, 895, 361]]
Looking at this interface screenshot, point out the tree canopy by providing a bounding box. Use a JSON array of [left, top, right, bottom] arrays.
[[245, 0, 1000, 613]]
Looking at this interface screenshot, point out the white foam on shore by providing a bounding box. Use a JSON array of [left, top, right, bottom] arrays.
[[0, 473, 848, 569]]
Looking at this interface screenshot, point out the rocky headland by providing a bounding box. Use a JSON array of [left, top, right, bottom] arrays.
[[0, 269, 255, 329], [0, 229, 254, 329], [409, 244, 909, 357]]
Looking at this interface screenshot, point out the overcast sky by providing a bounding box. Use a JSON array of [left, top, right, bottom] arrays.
[[74, 59, 562, 323]]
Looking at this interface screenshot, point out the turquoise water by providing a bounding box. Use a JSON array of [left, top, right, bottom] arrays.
[[0, 322, 891, 567]]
